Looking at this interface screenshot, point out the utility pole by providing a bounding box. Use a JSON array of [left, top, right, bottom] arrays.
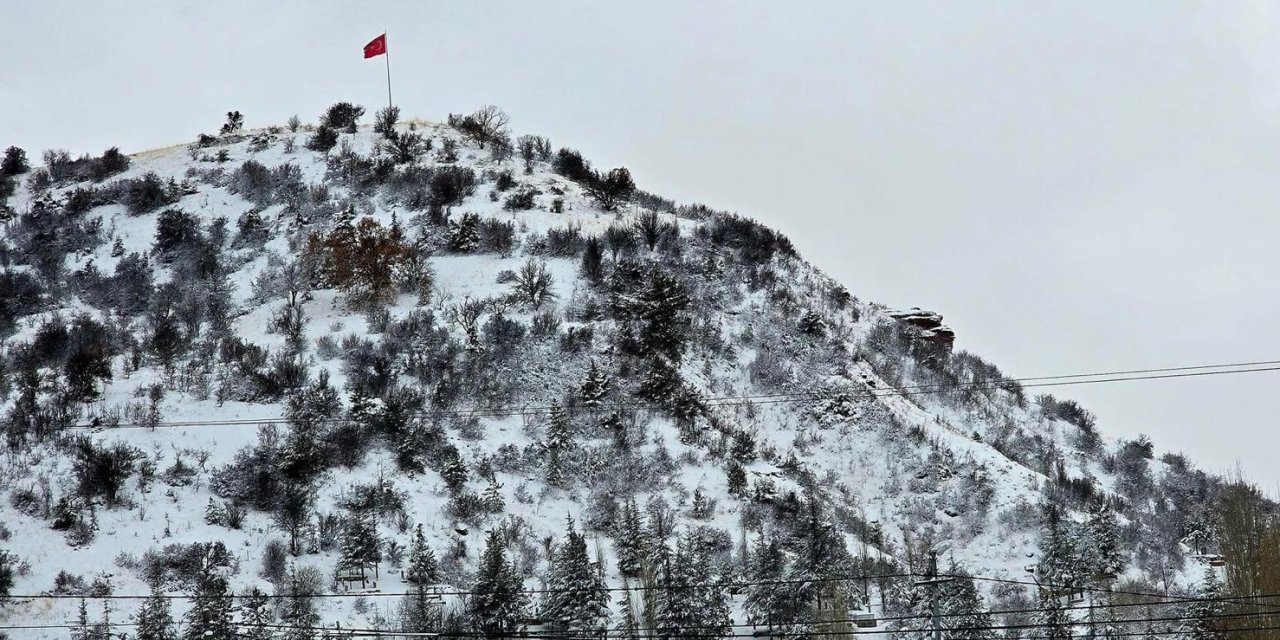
[[914, 551, 954, 640]]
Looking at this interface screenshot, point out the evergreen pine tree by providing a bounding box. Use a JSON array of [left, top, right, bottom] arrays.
[[1034, 587, 1073, 640], [690, 488, 713, 519], [239, 587, 272, 640], [73, 598, 90, 640], [1095, 593, 1121, 640], [1083, 501, 1123, 577], [615, 582, 641, 640], [546, 405, 573, 451], [275, 481, 314, 556], [726, 461, 748, 498], [603, 412, 628, 451], [482, 482, 505, 513], [636, 270, 690, 363], [1038, 504, 1083, 590], [204, 497, 226, 526], [743, 535, 799, 632], [340, 512, 382, 576], [1182, 567, 1225, 640], [542, 517, 611, 636], [644, 496, 675, 569], [281, 421, 323, 484], [396, 419, 429, 473], [136, 585, 177, 640], [547, 448, 567, 488], [441, 450, 468, 491], [782, 492, 857, 630], [183, 545, 235, 640], [399, 589, 443, 633], [616, 497, 646, 577], [406, 525, 441, 590], [545, 405, 573, 487], [654, 535, 730, 640], [449, 213, 481, 252], [468, 531, 528, 638], [101, 598, 112, 640], [936, 565, 995, 640], [580, 361, 610, 406]]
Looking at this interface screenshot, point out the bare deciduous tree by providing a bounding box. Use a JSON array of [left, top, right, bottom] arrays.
[[453, 105, 510, 148], [501, 258, 557, 309], [448, 296, 490, 351], [517, 135, 552, 173]]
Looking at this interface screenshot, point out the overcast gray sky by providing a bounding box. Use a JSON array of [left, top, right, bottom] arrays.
[[4, 1, 1279, 487]]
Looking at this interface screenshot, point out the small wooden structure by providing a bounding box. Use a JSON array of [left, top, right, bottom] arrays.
[[850, 611, 878, 628], [336, 563, 377, 592]]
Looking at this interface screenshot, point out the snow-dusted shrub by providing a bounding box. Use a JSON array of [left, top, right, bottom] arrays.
[[320, 102, 366, 133], [493, 170, 516, 192], [387, 131, 429, 165], [559, 325, 593, 354], [472, 218, 515, 257], [447, 490, 487, 525], [77, 147, 130, 182], [306, 124, 339, 152], [428, 166, 477, 216], [70, 436, 141, 507], [374, 105, 399, 139], [51, 569, 87, 595], [261, 539, 288, 583], [697, 211, 796, 264], [583, 167, 635, 211], [115, 172, 181, 215], [0, 550, 12, 600], [291, 564, 327, 596], [553, 147, 593, 183], [531, 225, 585, 257], [0, 270, 43, 335], [152, 208, 201, 262], [338, 478, 408, 518], [364, 306, 392, 333], [229, 160, 303, 208], [436, 137, 459, 164], [233, 208, 270, 249], [748, 347, 791, 392], [315, 334, 339, 360]]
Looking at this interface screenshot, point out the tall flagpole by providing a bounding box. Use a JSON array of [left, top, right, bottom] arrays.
[[384, 32, 393, 111]]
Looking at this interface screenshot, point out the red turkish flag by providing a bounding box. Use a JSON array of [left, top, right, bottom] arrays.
[[364, 33, 387, 59]]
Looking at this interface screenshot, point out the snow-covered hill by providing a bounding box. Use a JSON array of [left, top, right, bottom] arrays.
[[0, 107, 1226, 638]]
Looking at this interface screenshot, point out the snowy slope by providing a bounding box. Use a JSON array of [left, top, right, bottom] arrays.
[[0, 115, 1221, 637]]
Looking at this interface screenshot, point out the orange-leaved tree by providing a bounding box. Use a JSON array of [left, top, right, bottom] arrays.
[[306, 217, 413, 309]]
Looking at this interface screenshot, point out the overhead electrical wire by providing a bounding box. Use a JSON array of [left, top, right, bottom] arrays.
[[42, 358, 1280, 431]]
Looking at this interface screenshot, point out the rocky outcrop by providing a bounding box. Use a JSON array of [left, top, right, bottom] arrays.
[[888, 307, 955, 350]]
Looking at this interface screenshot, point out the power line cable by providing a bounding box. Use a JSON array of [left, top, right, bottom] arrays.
[[46, 360, 1280, 431]]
